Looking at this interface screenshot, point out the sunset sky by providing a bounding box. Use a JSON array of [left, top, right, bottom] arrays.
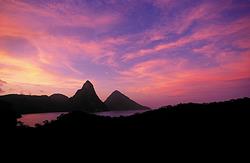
[[0, 0, 250, 108]]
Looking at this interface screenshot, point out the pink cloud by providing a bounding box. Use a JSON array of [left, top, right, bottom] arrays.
[[153, 0, 178, 9], [122, 36, 194, 61], [193, 44, 216, 57], [174, 3, 216, 34], [117, 51, 250, 107], [153, 0, 234, 35], [1, 1, 119, 29], [0, 79, 7, 85], [0, 49, 87, 96], [122, 15, 250, 61], [119, 59, 169, 78], [0, 79, 7, 93], [234, 38, 250, 49]]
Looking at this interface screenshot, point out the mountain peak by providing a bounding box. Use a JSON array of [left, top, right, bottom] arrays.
[[70, 80, 108, 113], [105, 90, 150, 111], [82, 80, 94, 90], [112, 90, 122, 95]]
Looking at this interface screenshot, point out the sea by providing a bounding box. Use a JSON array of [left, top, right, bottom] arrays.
[[18, 110, 147, 127]]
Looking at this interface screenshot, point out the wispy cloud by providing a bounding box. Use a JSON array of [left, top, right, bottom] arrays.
[[122, 15, 250, 61], [117, 51, 250, 107], [0, 79, 7, 93]]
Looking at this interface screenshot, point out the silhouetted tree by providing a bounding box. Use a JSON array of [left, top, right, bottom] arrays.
[[0, 100, 20, 129]]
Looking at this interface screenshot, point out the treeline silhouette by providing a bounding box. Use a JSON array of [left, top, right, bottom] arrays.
[[38, 97, 250, 131], [1, 97, 250, 130], [0, 94, 71, 114], [0, 100, 21, 129]]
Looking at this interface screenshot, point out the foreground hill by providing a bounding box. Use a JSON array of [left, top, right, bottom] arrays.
[[0, 100, 21, 129]]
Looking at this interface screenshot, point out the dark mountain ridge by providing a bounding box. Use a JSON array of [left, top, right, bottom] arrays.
[[50, 94, 69, 102], [105, 90, 150, 111], [69, 80, 108, 112], [0, 94, 70, 114], [0, 80, 149, 114]]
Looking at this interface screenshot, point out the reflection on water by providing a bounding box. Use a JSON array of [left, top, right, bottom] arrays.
[[95, 110, 146, 117], [18, 112, 67, 127], [18, 110, 147, 127]]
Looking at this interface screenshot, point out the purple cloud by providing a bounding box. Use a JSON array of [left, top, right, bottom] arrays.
[[0, 36, 38, 57]]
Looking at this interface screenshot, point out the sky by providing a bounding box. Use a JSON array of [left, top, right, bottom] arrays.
[[0, 0, 250, 108]]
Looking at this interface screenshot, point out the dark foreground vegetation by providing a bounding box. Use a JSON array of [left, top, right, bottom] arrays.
[[0, 100, 21, 129], [1, 97, 249, 131], [41, 97, 250, 131]]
